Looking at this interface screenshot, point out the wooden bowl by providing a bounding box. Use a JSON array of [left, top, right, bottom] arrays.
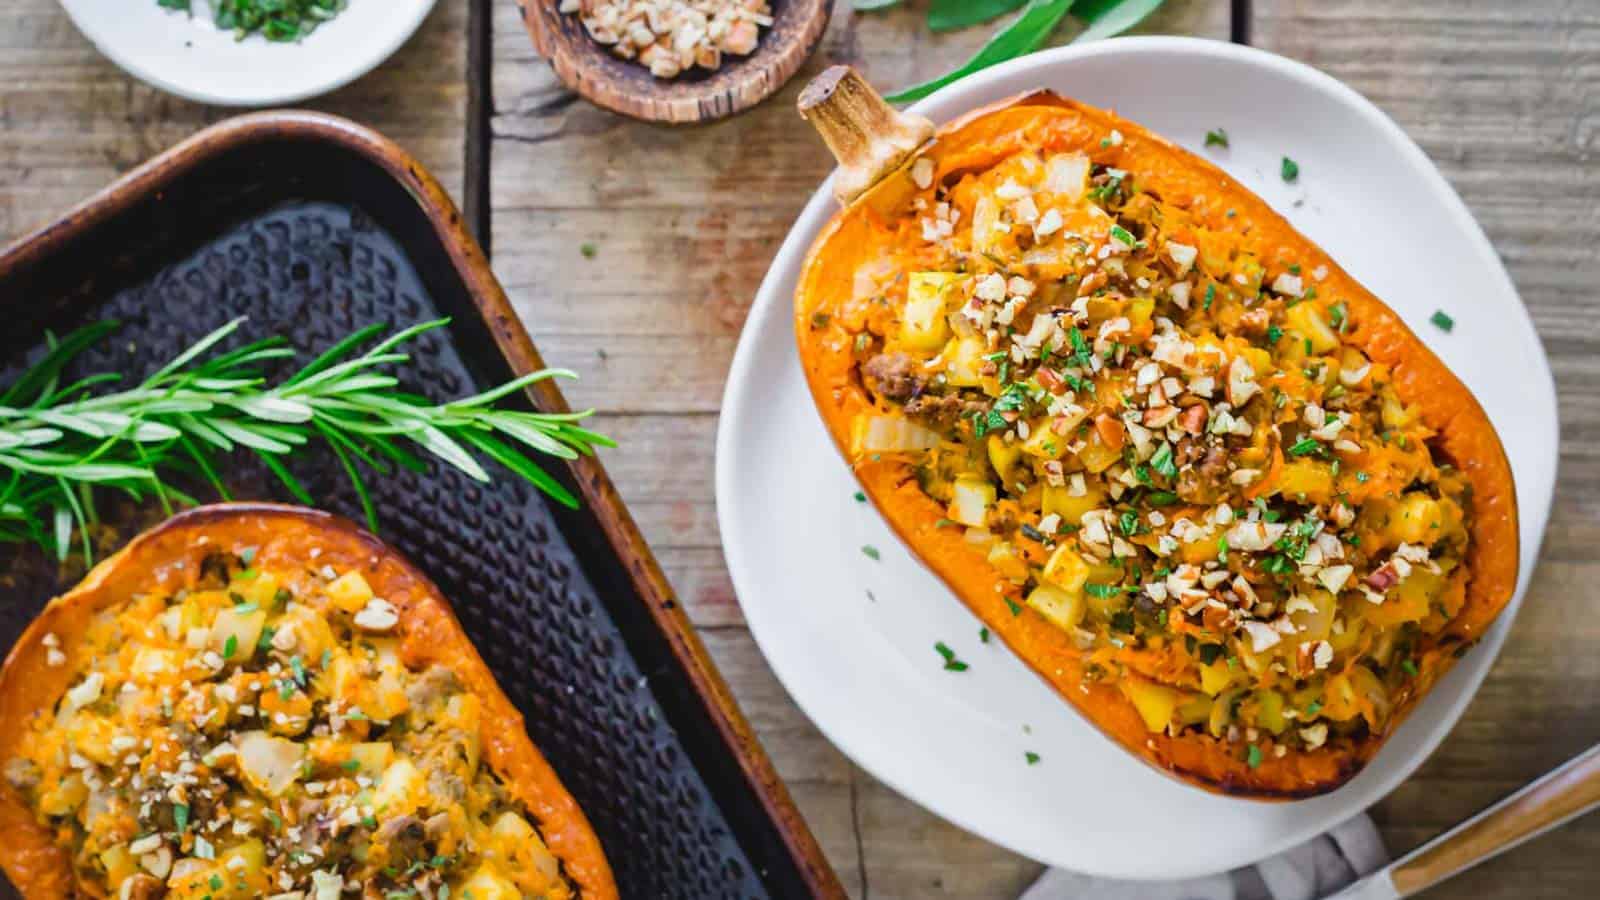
[[519, 0, 831, 124]]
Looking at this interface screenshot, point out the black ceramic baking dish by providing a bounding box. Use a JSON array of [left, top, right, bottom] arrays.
[[0, 111, 842, 899]]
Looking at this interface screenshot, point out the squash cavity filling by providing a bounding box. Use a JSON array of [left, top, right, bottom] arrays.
[[5, 551, 576, 899], [825, 143, 1475, 765]]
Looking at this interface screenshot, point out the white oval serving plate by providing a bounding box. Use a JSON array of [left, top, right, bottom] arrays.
[[715, 37, 1557, 880], [58, 0, 436, 107]]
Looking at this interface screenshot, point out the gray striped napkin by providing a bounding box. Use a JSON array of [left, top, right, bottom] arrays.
[[1021, 814, 1387, 900]]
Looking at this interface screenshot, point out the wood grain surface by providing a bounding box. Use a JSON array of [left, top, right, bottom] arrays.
[[2, 0, 1597, 896]]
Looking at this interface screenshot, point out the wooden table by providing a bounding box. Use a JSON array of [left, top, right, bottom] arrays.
[[2, 1, 1596, 896]]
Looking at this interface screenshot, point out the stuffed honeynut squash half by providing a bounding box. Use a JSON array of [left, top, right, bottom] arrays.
[[793, 69, 1519, 798], [0, 503, 617, 899]]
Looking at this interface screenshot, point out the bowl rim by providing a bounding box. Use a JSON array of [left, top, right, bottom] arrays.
[[56, 0, 439, 107], [519, 0, 832, 124], [716, 34, 1558, 879]]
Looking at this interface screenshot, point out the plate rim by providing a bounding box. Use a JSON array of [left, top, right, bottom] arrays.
[[716, 35, 1558, 879], [56, 0, 439, 107]]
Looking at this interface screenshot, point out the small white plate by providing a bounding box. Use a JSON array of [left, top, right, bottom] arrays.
[[715, 37, 1557, 880], [59, 0, 436, 107]]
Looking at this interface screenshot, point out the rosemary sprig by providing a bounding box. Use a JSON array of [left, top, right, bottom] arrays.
[[0, 318, 613, 561]]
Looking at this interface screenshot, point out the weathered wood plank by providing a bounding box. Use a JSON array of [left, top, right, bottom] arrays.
[[1255, 2, 1600, 896], [0, 0, 469, 242]]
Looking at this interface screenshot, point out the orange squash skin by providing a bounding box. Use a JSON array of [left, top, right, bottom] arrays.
[[0, 503, 618, 898], [794, 92, 1519, 798]]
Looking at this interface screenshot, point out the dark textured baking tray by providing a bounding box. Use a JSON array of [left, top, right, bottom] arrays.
[[0, 112, 842, 899]]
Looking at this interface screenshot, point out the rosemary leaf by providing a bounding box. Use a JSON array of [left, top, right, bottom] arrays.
[[0, 318, 611, 560]]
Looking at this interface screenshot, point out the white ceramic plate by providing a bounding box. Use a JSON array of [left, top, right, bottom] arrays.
[[58, 0, 436, 106], [716, 37, 1557, 880]]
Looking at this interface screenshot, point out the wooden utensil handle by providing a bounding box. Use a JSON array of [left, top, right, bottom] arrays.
[[797, 66, 934, 205], [1390, 743, 1600, 895]]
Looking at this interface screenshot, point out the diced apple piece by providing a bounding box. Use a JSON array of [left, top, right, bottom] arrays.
[[901, 272, 958, 351], [374, 757, 427, 819], [1025, 583, 1084, 632], [230, 570, 283, 610], [1254, 689, 1288, 735], [491, 812, 563, 884], [1078, 432, 1122, 474], [235, 731, 303, 797], [1120, 676, 1184, 733], [948, 477, 995, 528], [1041, 544, 1091, 593], [1041, 481, 1105, 525], [986, 542, 1029, 581], [1043, 152, 1089, 201], [167, 839, 267, 900], [1199, 659, 1235, 696], [1387, 492, 1443, 545], [1288, 590, 1337, 644], [986, 434, 1022, 480], [943, 336, 990, 387], [210, 606, 267, 663], [1286, 301, 1339, 354], [1175, 694, 1214, 726], [323, 570, 373, 613], [1273, 460, 1335, 504], [349, 742, 394, 776], [851, 414, 941, 456]]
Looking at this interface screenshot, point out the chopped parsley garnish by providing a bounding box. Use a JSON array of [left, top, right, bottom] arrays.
[[1066, 326, 1095, 368], [1265, 324, 1283, 344], [861, 545, 881, 561], [1280, 156, 1300, 182], [979, 627, 990, 644], [174, 802, 190, 835], [1204, 283, 1216, 310], [1025, 751, 1041, 765], [934, 642, 969, 672], [1246, 744, 1263, 768], [1287, 436, 1322, 457], [1204, 128, 1229, 148], [1430, 310, 1455, 332], [1150, 442, 1177, 479], [1085, 583, 1128, 598], [1004, 597, 1023, 616], [1109, 224, 1136, 247], [222, 635, 237, 659], [580, 242, 598, 259], [853, 491, 866, 503], [1401, 659, 1419, 677], [1197, 643, 1224, 665]]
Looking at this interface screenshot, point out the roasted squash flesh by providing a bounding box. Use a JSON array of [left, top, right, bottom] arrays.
[[0, 504, 617, 898], [795, 92, 1518, 797]]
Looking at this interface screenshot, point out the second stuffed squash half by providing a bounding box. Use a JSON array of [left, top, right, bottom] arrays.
[[794, 75, 1518, 798], [0, 503, 616, 898]]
